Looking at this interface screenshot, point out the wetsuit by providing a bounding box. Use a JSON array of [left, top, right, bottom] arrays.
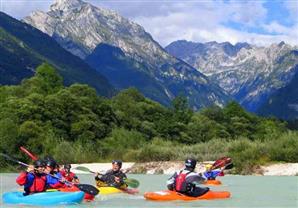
[[95, 169, 127, 189]]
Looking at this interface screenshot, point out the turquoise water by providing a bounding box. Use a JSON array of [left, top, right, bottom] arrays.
[[0, 174, 297, 207]]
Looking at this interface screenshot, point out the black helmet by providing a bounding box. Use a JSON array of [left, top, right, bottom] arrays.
[[34, 160, 45, 168], [64, 164, 71, 170], [45, 160, 57, 168], [185, 158, 197, 169], [112, 160, 122, 168]]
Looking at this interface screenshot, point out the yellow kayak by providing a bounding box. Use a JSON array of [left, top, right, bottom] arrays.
[[97, 187, 123, 195], [96, 180, 139, 195]]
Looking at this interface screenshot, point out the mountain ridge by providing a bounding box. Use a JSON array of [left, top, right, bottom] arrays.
[[0, 11, 114, 96], [24, 0, 231, 109], [166, 40, 298, 112]]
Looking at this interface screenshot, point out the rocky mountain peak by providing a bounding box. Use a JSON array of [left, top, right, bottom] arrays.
[[50, 0, 84, 12], [23, 0, 231, 109]]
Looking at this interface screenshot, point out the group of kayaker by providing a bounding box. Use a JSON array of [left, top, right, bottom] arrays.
[[16, 157, 129, 196], [16, 156, 226, 198], [16, 157, 79, 195]]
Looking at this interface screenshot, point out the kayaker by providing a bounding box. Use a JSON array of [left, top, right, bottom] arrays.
[[60, 164, 80, 183], [16, 159, 48, 195], [167, 158, 209, 197], [95, 160, 127, 189], [203, 164, 224, 180], [44, 159, 66, 188]]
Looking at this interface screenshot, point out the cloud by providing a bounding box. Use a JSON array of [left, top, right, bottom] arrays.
[[283, 0, 298, 23], [1, 0, 297, 46]]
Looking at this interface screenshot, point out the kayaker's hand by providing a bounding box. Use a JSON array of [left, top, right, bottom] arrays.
[[27, 165, 34, 173], [60, 177, 67, 183], [114, 176, 121, 183]]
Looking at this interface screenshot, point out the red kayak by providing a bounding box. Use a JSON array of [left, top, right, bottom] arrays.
[[57, 187, 94, 201], [144, 190, 231, 201]]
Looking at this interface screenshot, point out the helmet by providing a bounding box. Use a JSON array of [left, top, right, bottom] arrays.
[[112, 160, 122, 168], [45, 160, 57, 168], [205, 164, 212, 170], [185, 158, 197, 169], [64, 164, 71, 170], [34, 160, 45, 168]]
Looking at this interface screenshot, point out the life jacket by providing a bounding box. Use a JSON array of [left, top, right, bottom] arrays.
[[16, 172, 47, 194], [175, 170, 191, 192], [60, 170, 76, 182], [29, 174, 47, 193]]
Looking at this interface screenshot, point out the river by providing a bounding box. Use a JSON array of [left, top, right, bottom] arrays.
[[0, 174, 297, 207]]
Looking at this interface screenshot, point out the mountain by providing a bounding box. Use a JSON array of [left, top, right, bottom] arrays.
[[166, 40, 298, 112], [85, 43, 171, 105], [24, 0, 230, 109], [258, 55, 298, 120], [0, 12, 114, 96]]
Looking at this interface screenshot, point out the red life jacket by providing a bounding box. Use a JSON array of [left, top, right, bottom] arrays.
[[30, 174, 47, 193], [16, 172, 47, 194], [175, 170, 191, 192], [60, 170, 76, 182]]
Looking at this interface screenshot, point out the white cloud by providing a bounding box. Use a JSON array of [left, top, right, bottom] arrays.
[[283, 0, 298, 23], [1, 0, 297, 46]]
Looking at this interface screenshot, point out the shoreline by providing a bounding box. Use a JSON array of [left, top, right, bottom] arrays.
[[71, 161, 298, 176]]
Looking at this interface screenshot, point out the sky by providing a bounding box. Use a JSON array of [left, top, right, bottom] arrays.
[[0, 0, 297, 47]]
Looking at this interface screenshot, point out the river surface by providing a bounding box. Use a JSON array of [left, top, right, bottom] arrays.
[[0, 174, 297, 208]]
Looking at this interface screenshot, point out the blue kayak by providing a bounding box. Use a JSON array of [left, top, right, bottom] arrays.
[[3, 191, 84, 206]]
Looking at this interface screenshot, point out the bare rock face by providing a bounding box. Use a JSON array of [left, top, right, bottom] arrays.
[[24, 0, 230, 109], [166, 40, 298, 112]]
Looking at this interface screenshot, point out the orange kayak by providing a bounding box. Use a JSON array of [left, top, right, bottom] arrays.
[[203, 180, 222, 185], [144, 190, 230, 201]]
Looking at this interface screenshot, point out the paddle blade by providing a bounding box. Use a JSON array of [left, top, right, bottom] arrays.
[[224, 163, 234, 170], [75, 184, 99, 196], [74, 166, 94, 173], [212, 157, 232, 170], [20, 146, 38, 161], [125, 178, 140, 188]]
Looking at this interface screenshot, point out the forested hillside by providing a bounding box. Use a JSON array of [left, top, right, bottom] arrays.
[[0, 64, 297, 174]]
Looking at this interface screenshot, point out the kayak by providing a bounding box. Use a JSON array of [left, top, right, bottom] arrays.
[[58, 186, 95, 201], [144, 190, 231, 201], [3, 191, 84, 206], [98, 186, 122, 194], [203, 180, 222, 185], [97, 186, 139, 195]]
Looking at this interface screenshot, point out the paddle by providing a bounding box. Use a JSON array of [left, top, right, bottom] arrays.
[[0, 153, 99, 196], [211, 157, 233, 170], [20, 146, 38, 161], [75, 166, 140, 188]]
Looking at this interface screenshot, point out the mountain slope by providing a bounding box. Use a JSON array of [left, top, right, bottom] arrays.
[[24, 0, 230, 109], [166, 40, 298, 111], [86, 43, 171, 105], [258, 57, 298, 120], [0, 12, 114, 96]]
